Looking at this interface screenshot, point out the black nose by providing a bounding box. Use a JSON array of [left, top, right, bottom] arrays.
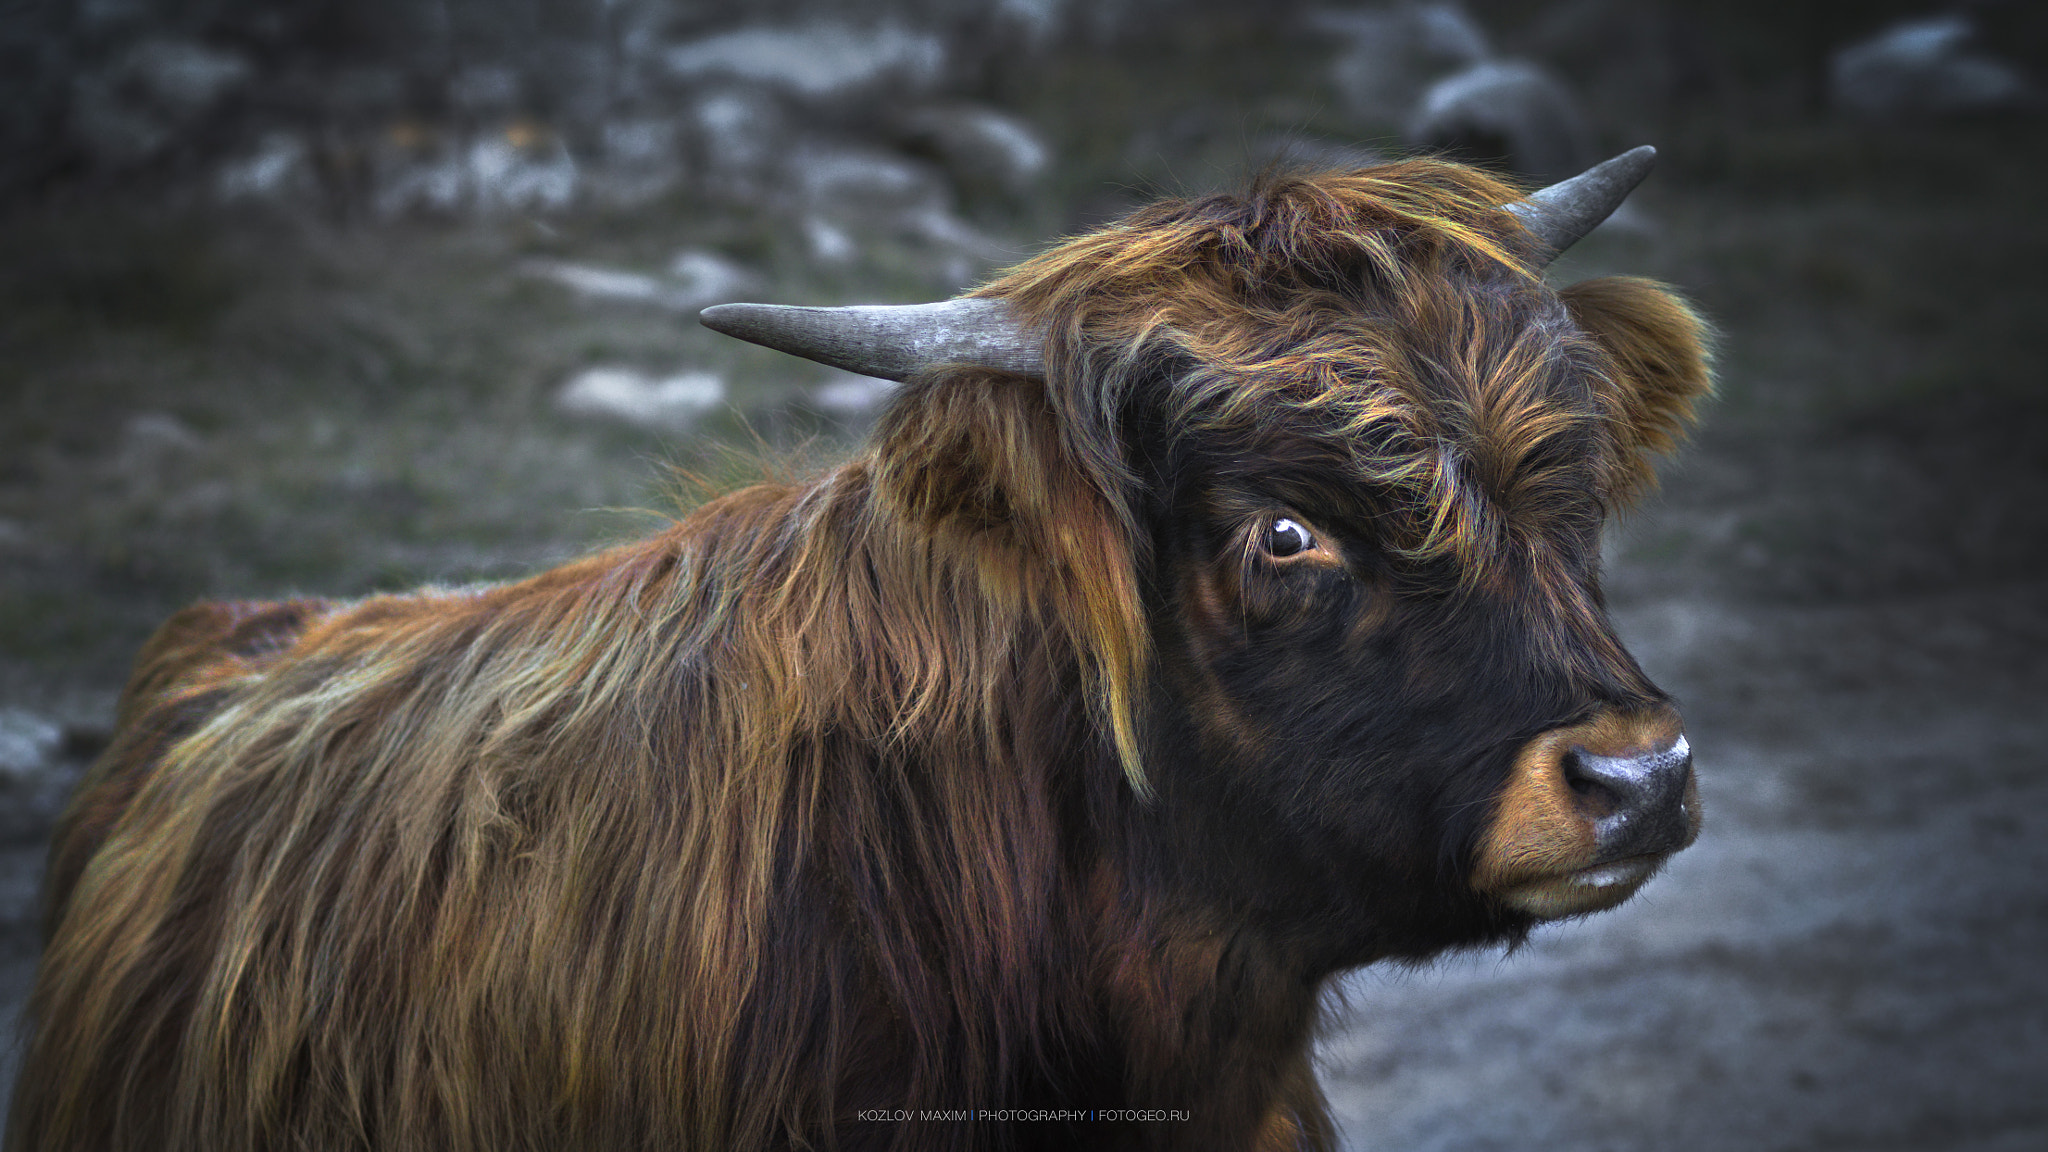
[[1565, 736, 1697, 860]]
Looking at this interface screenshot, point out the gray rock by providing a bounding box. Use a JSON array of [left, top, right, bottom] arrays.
[[555, 368, 727, 432], [123, 412, 201, 451], [525, 261, 684, 306], [217, 131, 314, 204], [0, 710, 70, 845], [604, 118, 682, 169], [803, 215, 859, 265], [69, 38, 251, 168], [1316, 2, 1491, 123], [114, 412, 203, 477], [791, 142, 946, 215], [1832, 15, 2035, 118], [994, 0, 1064, 47], [372, 125, 580, 218], [667, 250, 758, 307], [810, 369, 898, 417], [587, 117, 688, 208], [896, 104, 1049, 199], [778, 141, 1006, 276], [663, 21, 946, 102], [0, 712, 60, 787], [524, 249, 756, 314], [898, 203, 1012, 268], [1405, 60, 1597, 183], [689, 87, 789, 199], [466, 131, 579, 214]]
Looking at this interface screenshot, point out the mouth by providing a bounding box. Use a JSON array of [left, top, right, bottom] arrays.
[[1494, 854, 1667, 919]]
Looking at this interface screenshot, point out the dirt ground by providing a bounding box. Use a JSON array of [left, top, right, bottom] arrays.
[[3, 103, 2045, 1151]]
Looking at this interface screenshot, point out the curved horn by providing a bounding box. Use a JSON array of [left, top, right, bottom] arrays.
[[1508, 145, 1657, 265], [700, 149, 1659, 376], [698, 298, 1043, 382]]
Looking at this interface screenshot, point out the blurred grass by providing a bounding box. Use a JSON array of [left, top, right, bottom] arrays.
[[0, 207, 774, 690]]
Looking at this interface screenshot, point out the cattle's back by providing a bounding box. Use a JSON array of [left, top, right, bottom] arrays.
[[42, 597, 332, 935]]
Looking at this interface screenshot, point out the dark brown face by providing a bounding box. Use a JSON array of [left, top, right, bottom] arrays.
[[1128, 388, 1700, 969]]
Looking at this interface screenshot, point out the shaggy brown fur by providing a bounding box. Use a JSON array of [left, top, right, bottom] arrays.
[[8, 160, 1710, 1152]]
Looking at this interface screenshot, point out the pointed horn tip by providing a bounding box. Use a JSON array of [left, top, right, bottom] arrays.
[[1616, 143, 1657, 167], [1533, 145, 1658, 202], [1598, 144, 1658, 183], [698, 302, 768, 335], [1510, 145, 1663, 264]]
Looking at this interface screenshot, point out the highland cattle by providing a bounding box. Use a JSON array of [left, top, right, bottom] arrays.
[[9, 148, 1710, 1152]]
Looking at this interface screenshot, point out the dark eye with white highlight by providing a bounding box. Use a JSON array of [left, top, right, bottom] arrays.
[[1262, 517, 1315, 558]]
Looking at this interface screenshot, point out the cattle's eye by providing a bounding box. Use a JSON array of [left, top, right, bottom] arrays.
[[1262, 517, 1315, 558]]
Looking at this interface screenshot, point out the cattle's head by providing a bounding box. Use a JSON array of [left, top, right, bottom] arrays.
[[703, 149, 1711, 966]]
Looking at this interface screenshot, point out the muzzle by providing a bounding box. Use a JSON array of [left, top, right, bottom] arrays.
[[1471, 704, 1701, 919]]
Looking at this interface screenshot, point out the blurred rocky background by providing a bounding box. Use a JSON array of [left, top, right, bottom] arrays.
[[3, 1, 2046, 1147]]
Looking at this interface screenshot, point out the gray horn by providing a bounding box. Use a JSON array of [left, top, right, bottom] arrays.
[[698, 298, 1043, 383], [698, 147, 1657, 379], [1508, 145, 1656, 265]]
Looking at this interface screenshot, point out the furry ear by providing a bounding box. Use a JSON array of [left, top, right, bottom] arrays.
[[872, 368, 1151, 792], [1559, 276, 1716, 505], [873, 369, 1074, 543]]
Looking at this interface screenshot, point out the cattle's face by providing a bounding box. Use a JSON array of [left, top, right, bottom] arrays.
[[1127, 274, 1707, 966], [1139, 474, 1698, 957], [792, 160, 1714, 967]]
